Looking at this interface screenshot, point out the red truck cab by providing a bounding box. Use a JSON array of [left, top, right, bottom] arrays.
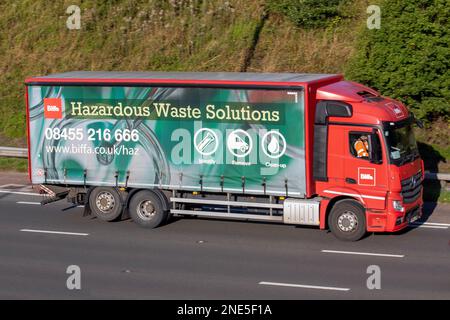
[[310, 80, 423, 240]]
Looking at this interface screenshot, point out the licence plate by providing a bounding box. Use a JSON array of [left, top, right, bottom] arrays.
[[409, 210, 420, 223]]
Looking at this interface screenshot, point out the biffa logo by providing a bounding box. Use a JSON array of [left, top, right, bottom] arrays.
[[44, 98, 62, 119], [358, 167, 376, 186]]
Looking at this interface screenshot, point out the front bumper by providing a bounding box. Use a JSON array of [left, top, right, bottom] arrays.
[[367, 199, 423, 232], [391, 205, 421, 231]]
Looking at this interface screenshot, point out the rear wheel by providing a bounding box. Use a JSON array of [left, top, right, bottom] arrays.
[[129, 190, 168, 228], [89, 187, 123, 222], [328, 200, 366, 241]]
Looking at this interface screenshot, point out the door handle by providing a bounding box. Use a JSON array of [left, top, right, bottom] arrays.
[[345, 177, 356, 184]]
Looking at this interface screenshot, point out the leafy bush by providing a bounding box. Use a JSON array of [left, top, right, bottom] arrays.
[[346, 0, 450, 121], [266, 0, 346, 29]]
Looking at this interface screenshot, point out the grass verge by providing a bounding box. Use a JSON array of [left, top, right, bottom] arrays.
[[0, 158, 28, 172]]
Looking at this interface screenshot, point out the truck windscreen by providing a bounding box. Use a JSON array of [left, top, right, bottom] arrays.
[[384, 119, 419, 166]]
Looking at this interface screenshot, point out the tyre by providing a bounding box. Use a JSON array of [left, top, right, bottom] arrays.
[[328, 199, 366, 241], [89, 187, 123, 222], [129, 190, 168, 228]]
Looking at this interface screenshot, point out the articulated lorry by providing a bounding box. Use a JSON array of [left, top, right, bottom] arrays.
[[25, 72, 424, 241]]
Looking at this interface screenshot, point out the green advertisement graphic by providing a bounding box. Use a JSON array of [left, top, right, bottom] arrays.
[[28, 85, 306, 196]]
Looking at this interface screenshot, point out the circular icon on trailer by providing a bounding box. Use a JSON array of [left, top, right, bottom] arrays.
[[194, 128, 219, 156], [227, 129, 252, 158], [261, 131, 286, 159]]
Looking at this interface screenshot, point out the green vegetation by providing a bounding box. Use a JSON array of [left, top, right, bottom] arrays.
[[0, 0, 363, 143], [0, 158, 28, 172], [346, 0, 450, 122], [266, 0, 348, 29], [0, 0, 265, 140]]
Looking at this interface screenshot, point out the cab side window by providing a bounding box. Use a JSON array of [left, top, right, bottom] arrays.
[[349, 132, 370, 160]]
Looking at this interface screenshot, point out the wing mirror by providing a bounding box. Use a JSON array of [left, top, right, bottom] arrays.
[[412, 113, 424, 128]]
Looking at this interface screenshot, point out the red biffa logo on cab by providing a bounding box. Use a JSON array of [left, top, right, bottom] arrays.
[[44, 98, 62, 119], [358, 167, 376, 186], [386, 102, 404, 119]]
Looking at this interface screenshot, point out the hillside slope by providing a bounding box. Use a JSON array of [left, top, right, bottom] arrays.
[[0, 0, 367, 142], [0, 0, 447, 172]]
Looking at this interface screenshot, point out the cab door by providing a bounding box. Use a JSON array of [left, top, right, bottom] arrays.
[[343, 127, 388, 209]]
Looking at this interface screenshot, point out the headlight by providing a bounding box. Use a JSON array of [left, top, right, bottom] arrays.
[[392, 200, 404, 212]]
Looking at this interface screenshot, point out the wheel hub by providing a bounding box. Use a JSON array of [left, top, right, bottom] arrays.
[[337, 211, 358, 232], [96, 191, 115, 213], [137, 200, 156, 220]]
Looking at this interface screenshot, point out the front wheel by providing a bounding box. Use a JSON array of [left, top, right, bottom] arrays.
[[129, 190, 168, 228], [328, 200, 367, 241]]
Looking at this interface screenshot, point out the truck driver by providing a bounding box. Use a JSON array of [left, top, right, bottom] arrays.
[[354, 135, 369, 158]]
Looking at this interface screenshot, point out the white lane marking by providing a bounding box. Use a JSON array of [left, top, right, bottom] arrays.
[[259, 281, 350, 292], [422, 222, 450, 226], [0, 190, 42, 197], [323, 190, 385, 201], [410, 224, 448, 229], [20, 229, 89, 236], [16, 201, 40, 205], [412, 222, 450, 227], [321, 250, 404, 258]]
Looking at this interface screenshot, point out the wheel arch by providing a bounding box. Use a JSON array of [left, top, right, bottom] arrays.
[[323, 195, 365, 230]]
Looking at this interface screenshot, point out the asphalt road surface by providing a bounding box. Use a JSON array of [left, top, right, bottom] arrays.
[[0, 187, 449, 299]]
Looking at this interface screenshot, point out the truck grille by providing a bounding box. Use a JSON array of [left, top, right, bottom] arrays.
[[401, 171, 422, 204]]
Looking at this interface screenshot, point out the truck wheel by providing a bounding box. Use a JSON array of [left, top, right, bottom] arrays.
[[89, 187, 123, 222], [129, 190, 168, 228], [328, 200, 366, 241]]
